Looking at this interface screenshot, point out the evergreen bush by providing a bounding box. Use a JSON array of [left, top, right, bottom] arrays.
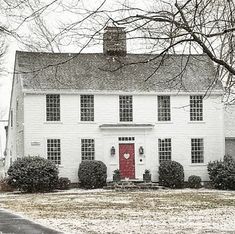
[[159, 160, 184, 188], [57, 177, 71, 190], [207, 155, 235, 190], [78, 160, 107, 189], [7, 156, 59, 193], [188, 175, 202, 188]]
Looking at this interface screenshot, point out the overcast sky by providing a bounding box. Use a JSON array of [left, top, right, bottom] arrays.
[[0, 0, 148, 156], [0, 0, 200, 157]]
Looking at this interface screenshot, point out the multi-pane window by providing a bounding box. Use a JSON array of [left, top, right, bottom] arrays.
[[46, 94, 60, 121], [47, 139, 61, 164], [190, 95, 203, 121], [191, 138, 204, 163], [10, 110, 13, 127], [118, 137, 135, 141], [81, 139, 95, 160], [158, 96, 171, 121], [158, 138, 172, 163], [119, 95, 133, 122], [80, 95, 94, 121]]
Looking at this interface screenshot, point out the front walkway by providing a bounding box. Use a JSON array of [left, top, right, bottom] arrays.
[[0, 209, 62, 234]]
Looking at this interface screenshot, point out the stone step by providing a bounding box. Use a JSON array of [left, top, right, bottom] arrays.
[[104, 181, 166, 190]]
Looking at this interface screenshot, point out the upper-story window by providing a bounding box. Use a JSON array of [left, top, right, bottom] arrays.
[[119, 95, 133, 122], [190, 95, 203, 121], [46, 94, 60, 121], [47, 138, 61, 164], [80, 95, 94, 121], [191, 138, 204, 163], [158, 96, 171, 121]]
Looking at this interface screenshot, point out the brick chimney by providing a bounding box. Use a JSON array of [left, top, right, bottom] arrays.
[[103, 26, 126, 56]]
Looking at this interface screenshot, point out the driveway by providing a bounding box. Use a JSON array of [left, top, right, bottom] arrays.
[[0, 209, 62, 234]]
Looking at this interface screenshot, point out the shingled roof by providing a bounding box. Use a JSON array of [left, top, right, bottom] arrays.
[[15, 51, 223, 93]]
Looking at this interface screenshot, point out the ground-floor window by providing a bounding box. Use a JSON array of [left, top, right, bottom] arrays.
[[47, 139, 61, 164], [191, 138, 204, 163], [158, 138, 171, 163], [225, 138, 235, 160], [81, 139, 95, 160]]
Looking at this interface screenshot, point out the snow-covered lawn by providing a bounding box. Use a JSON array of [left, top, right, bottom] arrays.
[[0, 188, 234, 234]]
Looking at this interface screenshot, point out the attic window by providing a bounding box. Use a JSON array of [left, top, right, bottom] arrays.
[[119, 95, 133, 122], [190, 95, 203, 121], [46, 94, 60, 121]]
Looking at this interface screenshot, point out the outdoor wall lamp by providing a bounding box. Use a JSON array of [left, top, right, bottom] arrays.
[[111, 146, 115, 156], [139, 146, 144, 155]]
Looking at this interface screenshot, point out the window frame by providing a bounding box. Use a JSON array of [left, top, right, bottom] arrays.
[[191, 138, 204, 164], [81, 138, 95, 161], [158, 138, 172, 163], [47, 138, 61, 165], [80, 95, 94, 122], [10, 109, 13, 127], [190, 95, 203, 121], [119, 95, 133, 122], [157, 96, 171, 122], [46, 94, 61, 122]]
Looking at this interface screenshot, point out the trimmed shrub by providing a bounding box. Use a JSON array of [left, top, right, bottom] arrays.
[[0, 178, 14, 192], [7, 156, 59, 193], [57, 177, 71, 190], [188, 175, 202, 188], [113, 169, 121, 182], [78, 160, 107, 189], [207, 155, 235, 190], [159, 161, 184, 188]]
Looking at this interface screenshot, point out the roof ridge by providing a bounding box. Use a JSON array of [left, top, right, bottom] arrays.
[[15, 50, 208, 57]]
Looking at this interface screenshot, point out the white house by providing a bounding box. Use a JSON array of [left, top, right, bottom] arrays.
[[5, 27, 227, 183]]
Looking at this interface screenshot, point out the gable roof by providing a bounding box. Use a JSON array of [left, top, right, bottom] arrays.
[[15, 51, 223, 93]]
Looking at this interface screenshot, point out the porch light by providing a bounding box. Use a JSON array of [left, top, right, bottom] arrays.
[[111, 146, 115, 156], [139, 146, 144, 155]]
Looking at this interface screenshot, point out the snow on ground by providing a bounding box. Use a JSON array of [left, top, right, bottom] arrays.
[[0, 188, 234, 234]]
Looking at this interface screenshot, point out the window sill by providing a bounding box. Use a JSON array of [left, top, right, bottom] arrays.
[[44, 121, 63, 124], [189, 163, 207, 166], [78, 121, 97, 124], [156, 121, 173, 124], [188, 121, 205, 124]]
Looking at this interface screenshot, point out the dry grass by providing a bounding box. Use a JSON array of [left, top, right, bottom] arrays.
[[0, 189, 234, 233]]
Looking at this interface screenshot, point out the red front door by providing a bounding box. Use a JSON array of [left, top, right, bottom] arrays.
[[119, 144, 135, 179]]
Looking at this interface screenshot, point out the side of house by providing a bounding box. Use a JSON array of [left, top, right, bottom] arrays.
[[4, 58, 24, 170]]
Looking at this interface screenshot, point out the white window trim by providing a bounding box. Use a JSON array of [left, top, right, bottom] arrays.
[[189, 95, 204, 122], [44, 137, 63, 167], [190, 137, 205, 165], [80, 94, 95, 122], [45, 94, 61, 123], [119, 95, 134, 123], [157, 95, 171, 122]]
